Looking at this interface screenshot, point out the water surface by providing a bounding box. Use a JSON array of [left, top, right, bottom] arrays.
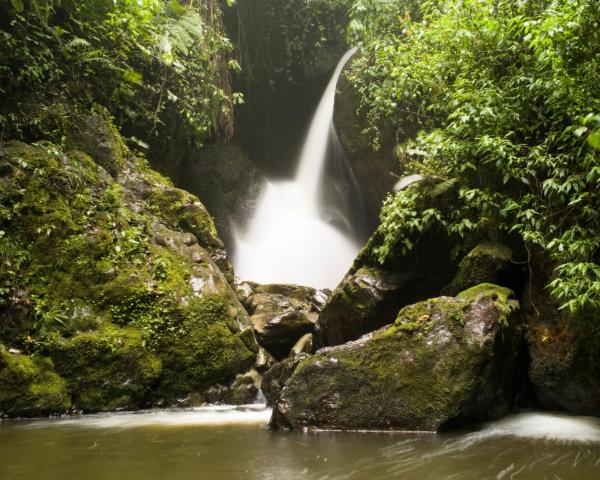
[[1, 408, 599, 480]]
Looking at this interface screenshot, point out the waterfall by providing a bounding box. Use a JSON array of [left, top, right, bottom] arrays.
[[233, 48, 362, 289]]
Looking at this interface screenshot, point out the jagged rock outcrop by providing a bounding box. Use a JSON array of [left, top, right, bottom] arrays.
[[271, 285, 523, 431]]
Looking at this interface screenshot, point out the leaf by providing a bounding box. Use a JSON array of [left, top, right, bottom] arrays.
[[10, 0, 24, 13], [588, 130, 600, 150], [122, 69, 143, 86]]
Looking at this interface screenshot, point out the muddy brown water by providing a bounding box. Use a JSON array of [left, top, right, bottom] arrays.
[[1, 406, 599, 480]]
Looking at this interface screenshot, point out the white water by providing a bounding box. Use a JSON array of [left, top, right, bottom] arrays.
[[15, 405, 272, 430], [233, 48, 361, 290]]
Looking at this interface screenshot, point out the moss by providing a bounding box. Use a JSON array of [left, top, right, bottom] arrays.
[[274, 291, 522, 431], [458, 283, 518, 326], [47, 326, 161, 412], [148, 186, 219, 248], [0, 348, 71, 417], [445, 242, 516, 295], [0, 113, 255, 413], [152, 295, 255, 400], [65, 105, 127, 177]]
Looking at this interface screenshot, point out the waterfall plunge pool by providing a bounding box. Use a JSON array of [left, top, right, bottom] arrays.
[[1, 408, 599, 480]]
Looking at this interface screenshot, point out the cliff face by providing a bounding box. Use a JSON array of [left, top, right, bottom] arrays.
[[0, 105, 257, 416]]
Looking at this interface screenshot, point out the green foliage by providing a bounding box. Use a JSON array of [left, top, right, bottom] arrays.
[[235, 0, 352, 85], [0, 0, 240, 145], [349, 0, 600, 312]]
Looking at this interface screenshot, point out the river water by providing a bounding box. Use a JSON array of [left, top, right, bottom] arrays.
[[1, 406, 599, 480]]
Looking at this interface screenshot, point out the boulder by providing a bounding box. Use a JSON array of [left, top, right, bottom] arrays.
[[444, 242, 521, 295], [254, 346, 277, 373], [271, 284, 523, 431], [261, 354, 310, 406], [202, 368, 263, 405], [245, 283, 329, 359], [290, 333, 314, 358], [253, 310, 316, 360], [317, 266, 406, 347], [47, 327, 161, 412], [0, 119, 258, 416]]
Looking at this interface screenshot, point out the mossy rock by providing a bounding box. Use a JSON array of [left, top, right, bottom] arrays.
[[66, 105, 127, 177], [317, 180, 461, 348], [47, 326, 161, 412], [152, 295, 255, 401], [0, 119, 257, 414], [0, 348, 71, 417], [444, 242, 522, 295], [272, 284, 523, 431]]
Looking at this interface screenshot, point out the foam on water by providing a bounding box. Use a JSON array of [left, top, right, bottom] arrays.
[[482, 412, 600, 443], [13, 405, 272, 430], [434, 412, 600, 454]]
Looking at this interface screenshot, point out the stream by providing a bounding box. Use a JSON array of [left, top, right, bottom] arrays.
[[1, 407, 599, 480]]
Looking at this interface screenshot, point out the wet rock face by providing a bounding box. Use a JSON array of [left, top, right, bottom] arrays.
[[333, 65, 399, 229], [524, 259, 600, 416], [316, 267, 406, 347], [239, 282, 329, 360], [271, 285, 523, 432]]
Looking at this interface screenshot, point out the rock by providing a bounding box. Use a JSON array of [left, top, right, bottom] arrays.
[[236, 281, 257, 308], [525, 258, 600, 416], [333, 63, 400, 228], [290, 333, 313, 358], [203, 368, 263, 405], [253, 310, 317, 360], [66, 105, 126, 177], [271, 284, 523, 431], [317, 266, 405, 347], [255, 346, 277, 373], [444, 242, 522, 295], [261, 354, 310, 406], [47, 326, 162, 412], [0, 121, 258, 416], [179, 142, 265, 248], [528, 313, 600, 416], [245, 283, 328, 359], [0, 347, 71, 417]]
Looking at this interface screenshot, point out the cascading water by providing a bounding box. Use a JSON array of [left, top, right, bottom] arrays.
[[233, 48, 362, 289]]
